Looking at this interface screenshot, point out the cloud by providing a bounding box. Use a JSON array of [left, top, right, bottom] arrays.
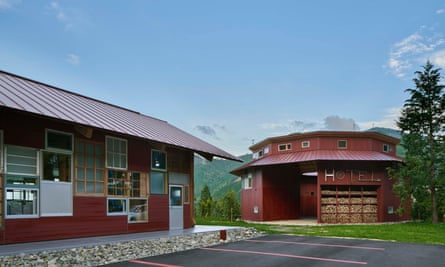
[[260, 119, 319, 134], [386, 26, 445, 78], [429, 49, 445, 68], [358, 107, 401, 130], [324, 115, 360, 131], [436, 9, 445, 14], [0, 0, 20, 9], [66, 54, 80, 65], [195, 125, 220, 140], [48, 1, 89, 31]]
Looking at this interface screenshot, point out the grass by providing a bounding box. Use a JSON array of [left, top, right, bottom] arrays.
[[195, 217, 445, 245]]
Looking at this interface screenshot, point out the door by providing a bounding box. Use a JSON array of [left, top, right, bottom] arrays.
[[300, 177, 317, 218], [169, 185, 183, 230]]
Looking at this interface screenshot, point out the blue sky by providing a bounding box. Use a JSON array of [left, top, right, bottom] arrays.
[[1, 1, 445, 156]]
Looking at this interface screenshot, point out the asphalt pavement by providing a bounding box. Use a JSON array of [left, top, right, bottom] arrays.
[[103, 234, 445, 267]]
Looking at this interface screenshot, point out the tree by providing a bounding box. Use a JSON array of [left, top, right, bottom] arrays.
[[395, 61, 445, 223], [220, 190, 240, 221], [198, 185, 213, 217]]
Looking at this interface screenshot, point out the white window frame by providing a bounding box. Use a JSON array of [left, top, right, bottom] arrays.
[[5, 145, 39, 176], [243, 173, 253, 189], [383, 144, 392, 153], [337, 140, 347, 149], [107, 197, 128, 215], [278, 143, 291, 151], [45, 129, 74, 153], [106, 136, 128, 170], [301, 140, 310, 148], [5, 187, 39, 219]]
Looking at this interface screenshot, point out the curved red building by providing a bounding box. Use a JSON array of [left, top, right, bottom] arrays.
[[232, 131, 410, 224]]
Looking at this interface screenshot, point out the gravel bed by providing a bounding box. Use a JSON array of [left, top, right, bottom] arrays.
[[0, 228, 263, 267]]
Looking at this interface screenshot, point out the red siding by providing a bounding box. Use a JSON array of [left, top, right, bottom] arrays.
[[241, 169, 264, 221]]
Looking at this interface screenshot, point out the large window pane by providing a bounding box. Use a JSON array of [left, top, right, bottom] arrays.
[[150, 171, 165, 194], [6, 146, 38, 176], [107, 198, 127, 214], [75, 140, 105, 194], [47, 130, 73, 151], [42, 152, 71, 182], [6, 189, 38, 217], [128, 198, 148, 223]]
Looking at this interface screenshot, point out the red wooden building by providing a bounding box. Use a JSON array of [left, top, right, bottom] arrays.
[[232, 131, 410, 224], [0, 71, 240, 244]]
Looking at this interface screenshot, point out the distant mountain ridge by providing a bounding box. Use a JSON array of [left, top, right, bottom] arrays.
[[194, 127, 402, 203]]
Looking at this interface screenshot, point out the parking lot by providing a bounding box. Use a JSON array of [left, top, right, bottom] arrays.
[[104, 234, 444, 267]]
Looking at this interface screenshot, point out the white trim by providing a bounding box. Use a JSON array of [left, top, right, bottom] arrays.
[[5, 145, 40, 176], [337, 140, 347, 149], [45, 129, 74, 153], [301, 140, 310, 148], [105, 136, 128, 170], [5, 187, 39, 219], [107, 197, 128, 215], [278, 143, 292, 151]]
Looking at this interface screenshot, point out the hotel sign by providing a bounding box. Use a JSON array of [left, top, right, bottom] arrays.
[[324, 169, 382, 183]]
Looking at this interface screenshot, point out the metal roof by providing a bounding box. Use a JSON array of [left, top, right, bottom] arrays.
[[231, 150, 402, 175], [0, 70, 241, 162]]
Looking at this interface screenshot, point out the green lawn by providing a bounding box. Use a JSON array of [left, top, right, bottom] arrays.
[[195, 218, 445, 245]]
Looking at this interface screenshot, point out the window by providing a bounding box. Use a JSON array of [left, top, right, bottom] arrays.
[[6, 188, 38, 218], [243, 173, 252, 189], [301, 141, 310, 148], [151, 150, 167, 171], [129, 172, 141, 197], [128, 198, 148, 223], [106, 136, 127, 169], [6, 146, 39, 176], [383, 144, 392, 153], [337, 140, 347, 149], [107, 198, 127, 215], [46, 130, 73, 152], [75, 140, 105, 194], [150, 171, 166, 194], [108, 170, 127, 196], [278, 144, 291, 151], [42, 152, 71, 182], [263, 146, 270, 154]]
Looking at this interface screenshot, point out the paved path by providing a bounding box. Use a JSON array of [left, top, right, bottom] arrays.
[[103, 234, 445, 267], [0, 225, 239, 256]]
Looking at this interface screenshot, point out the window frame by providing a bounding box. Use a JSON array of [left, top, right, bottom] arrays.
[[105, 136, 128, 170], [41, 150, 72, 182], [45, 129, 74, 153], [337, 140, 347, 149], [301, 140, 310, 148], [75, 139, 106, 195], [383, 144, 392, 153], [150, 171, 167, 194], [243, 173, 253, 189], [5, 145, 39, 176], [5, 187, 39, 219], [151, 149, 167, 171], [278, 143, 292, 151], [107, 197, 128, 215]]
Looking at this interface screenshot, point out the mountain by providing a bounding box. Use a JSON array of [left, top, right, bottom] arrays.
[[194, 154, 252, 202]]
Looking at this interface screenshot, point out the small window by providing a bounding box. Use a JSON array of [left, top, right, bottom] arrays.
[[151, 150, 167, 171], [106, 136, 127, 170], [301, 141, 310, 148], [337, 140, 347, 149], [263, 146, 270, 154], [150, 171, 166, 194], [42, 152, 71, 182], [278, 144, 291, 151], [6, 146, 39, 176], [107, 198, 127, 215], [6, 188, 39, 218], [243, 173, 253, 189], [383, 144, 392, 153], [128, 198, 148, 223], [46, 130, 73, 152], [107, 170, 127, 196]]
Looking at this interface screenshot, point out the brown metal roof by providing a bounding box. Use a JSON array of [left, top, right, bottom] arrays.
[[231, 150, 402, 175], [0, 70, 241, 162]]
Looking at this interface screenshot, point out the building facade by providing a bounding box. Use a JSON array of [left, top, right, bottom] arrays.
[[232, 131, 410, 224], [0, 71, 239, 244]]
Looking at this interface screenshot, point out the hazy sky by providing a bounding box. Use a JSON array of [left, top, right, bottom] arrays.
[[1, 1, 445, 155]]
